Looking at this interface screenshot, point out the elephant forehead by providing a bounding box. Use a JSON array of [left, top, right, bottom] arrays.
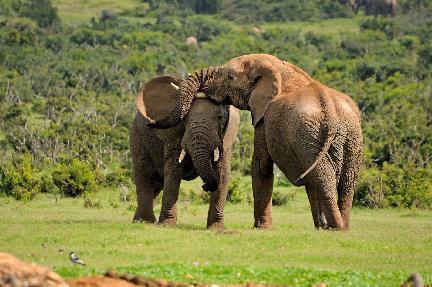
[[227, 59, 244, 73], [189, 99, 219, 114]]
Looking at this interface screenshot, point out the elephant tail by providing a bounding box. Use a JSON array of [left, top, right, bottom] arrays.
[[295, 86, 339, 185]]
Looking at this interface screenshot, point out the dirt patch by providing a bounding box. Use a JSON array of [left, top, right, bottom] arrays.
[[0, 252, 68, 287], [68, 276, 137, 287], [0, 252, 329, 287]]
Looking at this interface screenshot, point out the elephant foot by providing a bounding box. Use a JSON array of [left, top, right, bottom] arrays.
[[133, 213, 156, 224], [207, 221, 225, 230], [158, 217, 177, 226], [254, 220, 272, 229]]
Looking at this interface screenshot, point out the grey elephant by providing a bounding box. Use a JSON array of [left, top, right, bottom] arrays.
[[150, 54, 363, 231], [351, 0, 397, 16], [130, 75, 239, 228]]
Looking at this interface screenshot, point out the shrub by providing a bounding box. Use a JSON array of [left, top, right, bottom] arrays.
[[105, 164, 131, 187], [227, 177, 242, 203], [19, 0, 60, 28], [272, 189, 296, 206], [178, 184, 210, 204], [354, 164, 432, 208], [40, 173, 60, 194], [0, 18, 39, 45], [83, 196, 102, 208], [183, 15, 231, 42], [0, 155, 41, 201], [52, 159, 97, 197]]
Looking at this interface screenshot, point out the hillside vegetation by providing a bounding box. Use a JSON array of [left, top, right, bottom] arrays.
[[0, 0, 431, 208]]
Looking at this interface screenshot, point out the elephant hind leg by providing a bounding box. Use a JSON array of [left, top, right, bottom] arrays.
[[131, 146, 162, 223], [133, 179, 162, 223], [305, 185, 328, 229], [337, 140, 362, 230], [307, 166, 344, 230]]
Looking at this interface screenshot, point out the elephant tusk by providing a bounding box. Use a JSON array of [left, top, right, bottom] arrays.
[[178, 149, 186, 163], [195, 92, 208, 99], [170, 82, 180, 90], [213, 147, 220, 162]]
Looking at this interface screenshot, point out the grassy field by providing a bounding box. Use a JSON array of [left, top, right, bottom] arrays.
[[1, 179, 431, 286], [52, 0, 146, 25]]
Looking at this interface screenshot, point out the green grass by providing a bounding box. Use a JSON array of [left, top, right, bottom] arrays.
[[1, 180, 431, 286], [262, 17, 361, 41], [51, 0, 145, 25]]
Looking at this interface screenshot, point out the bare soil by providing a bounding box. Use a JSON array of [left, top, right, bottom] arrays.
[[0, 252, 287, 287]]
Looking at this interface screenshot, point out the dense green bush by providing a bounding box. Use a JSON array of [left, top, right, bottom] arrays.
[[227, 177, 242, 204], [272, 190, 296, 206], [355, 164, 432, 208], [51, 159, 97, 197], [0, 155, 41, 200], [0, 0, 59, 28], [19, 0, 60, 28]]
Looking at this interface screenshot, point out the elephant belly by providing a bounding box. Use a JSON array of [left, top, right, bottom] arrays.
[[268, 139, 305, 186]]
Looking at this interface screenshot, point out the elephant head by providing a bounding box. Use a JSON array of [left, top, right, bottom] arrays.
[[136, 75, 230, 192], [149, 54, 311, 128]]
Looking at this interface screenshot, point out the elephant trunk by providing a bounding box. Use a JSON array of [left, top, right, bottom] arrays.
[[186, 135, 220, 193], [148, 66, 223, 129]]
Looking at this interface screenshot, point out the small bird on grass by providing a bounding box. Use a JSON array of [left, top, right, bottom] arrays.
[[400, 273, 423, 287], [69, 252, 85, 266]]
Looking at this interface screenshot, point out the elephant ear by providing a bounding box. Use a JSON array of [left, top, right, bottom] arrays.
[[136, 76, 182, 126], [248, 60, 282, 127]]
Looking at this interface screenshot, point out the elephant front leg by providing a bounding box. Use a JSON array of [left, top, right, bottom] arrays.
[[159, 157, 182, 225], [207, 151, 231, 229], [252, 124, 274, 229]]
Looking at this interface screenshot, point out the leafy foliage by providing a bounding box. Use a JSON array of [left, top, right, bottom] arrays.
[[0, 155, 41, 200], [51, 159, 98, 197], [0, 1, 431, 208]]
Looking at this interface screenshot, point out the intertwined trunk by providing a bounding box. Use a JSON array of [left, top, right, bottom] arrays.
[[148, 66, 222, 129]]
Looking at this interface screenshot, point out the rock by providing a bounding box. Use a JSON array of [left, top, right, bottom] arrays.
[[185, 36, 198, 46], [0, 252, 68, 287], [250, 27, 265, 34]]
